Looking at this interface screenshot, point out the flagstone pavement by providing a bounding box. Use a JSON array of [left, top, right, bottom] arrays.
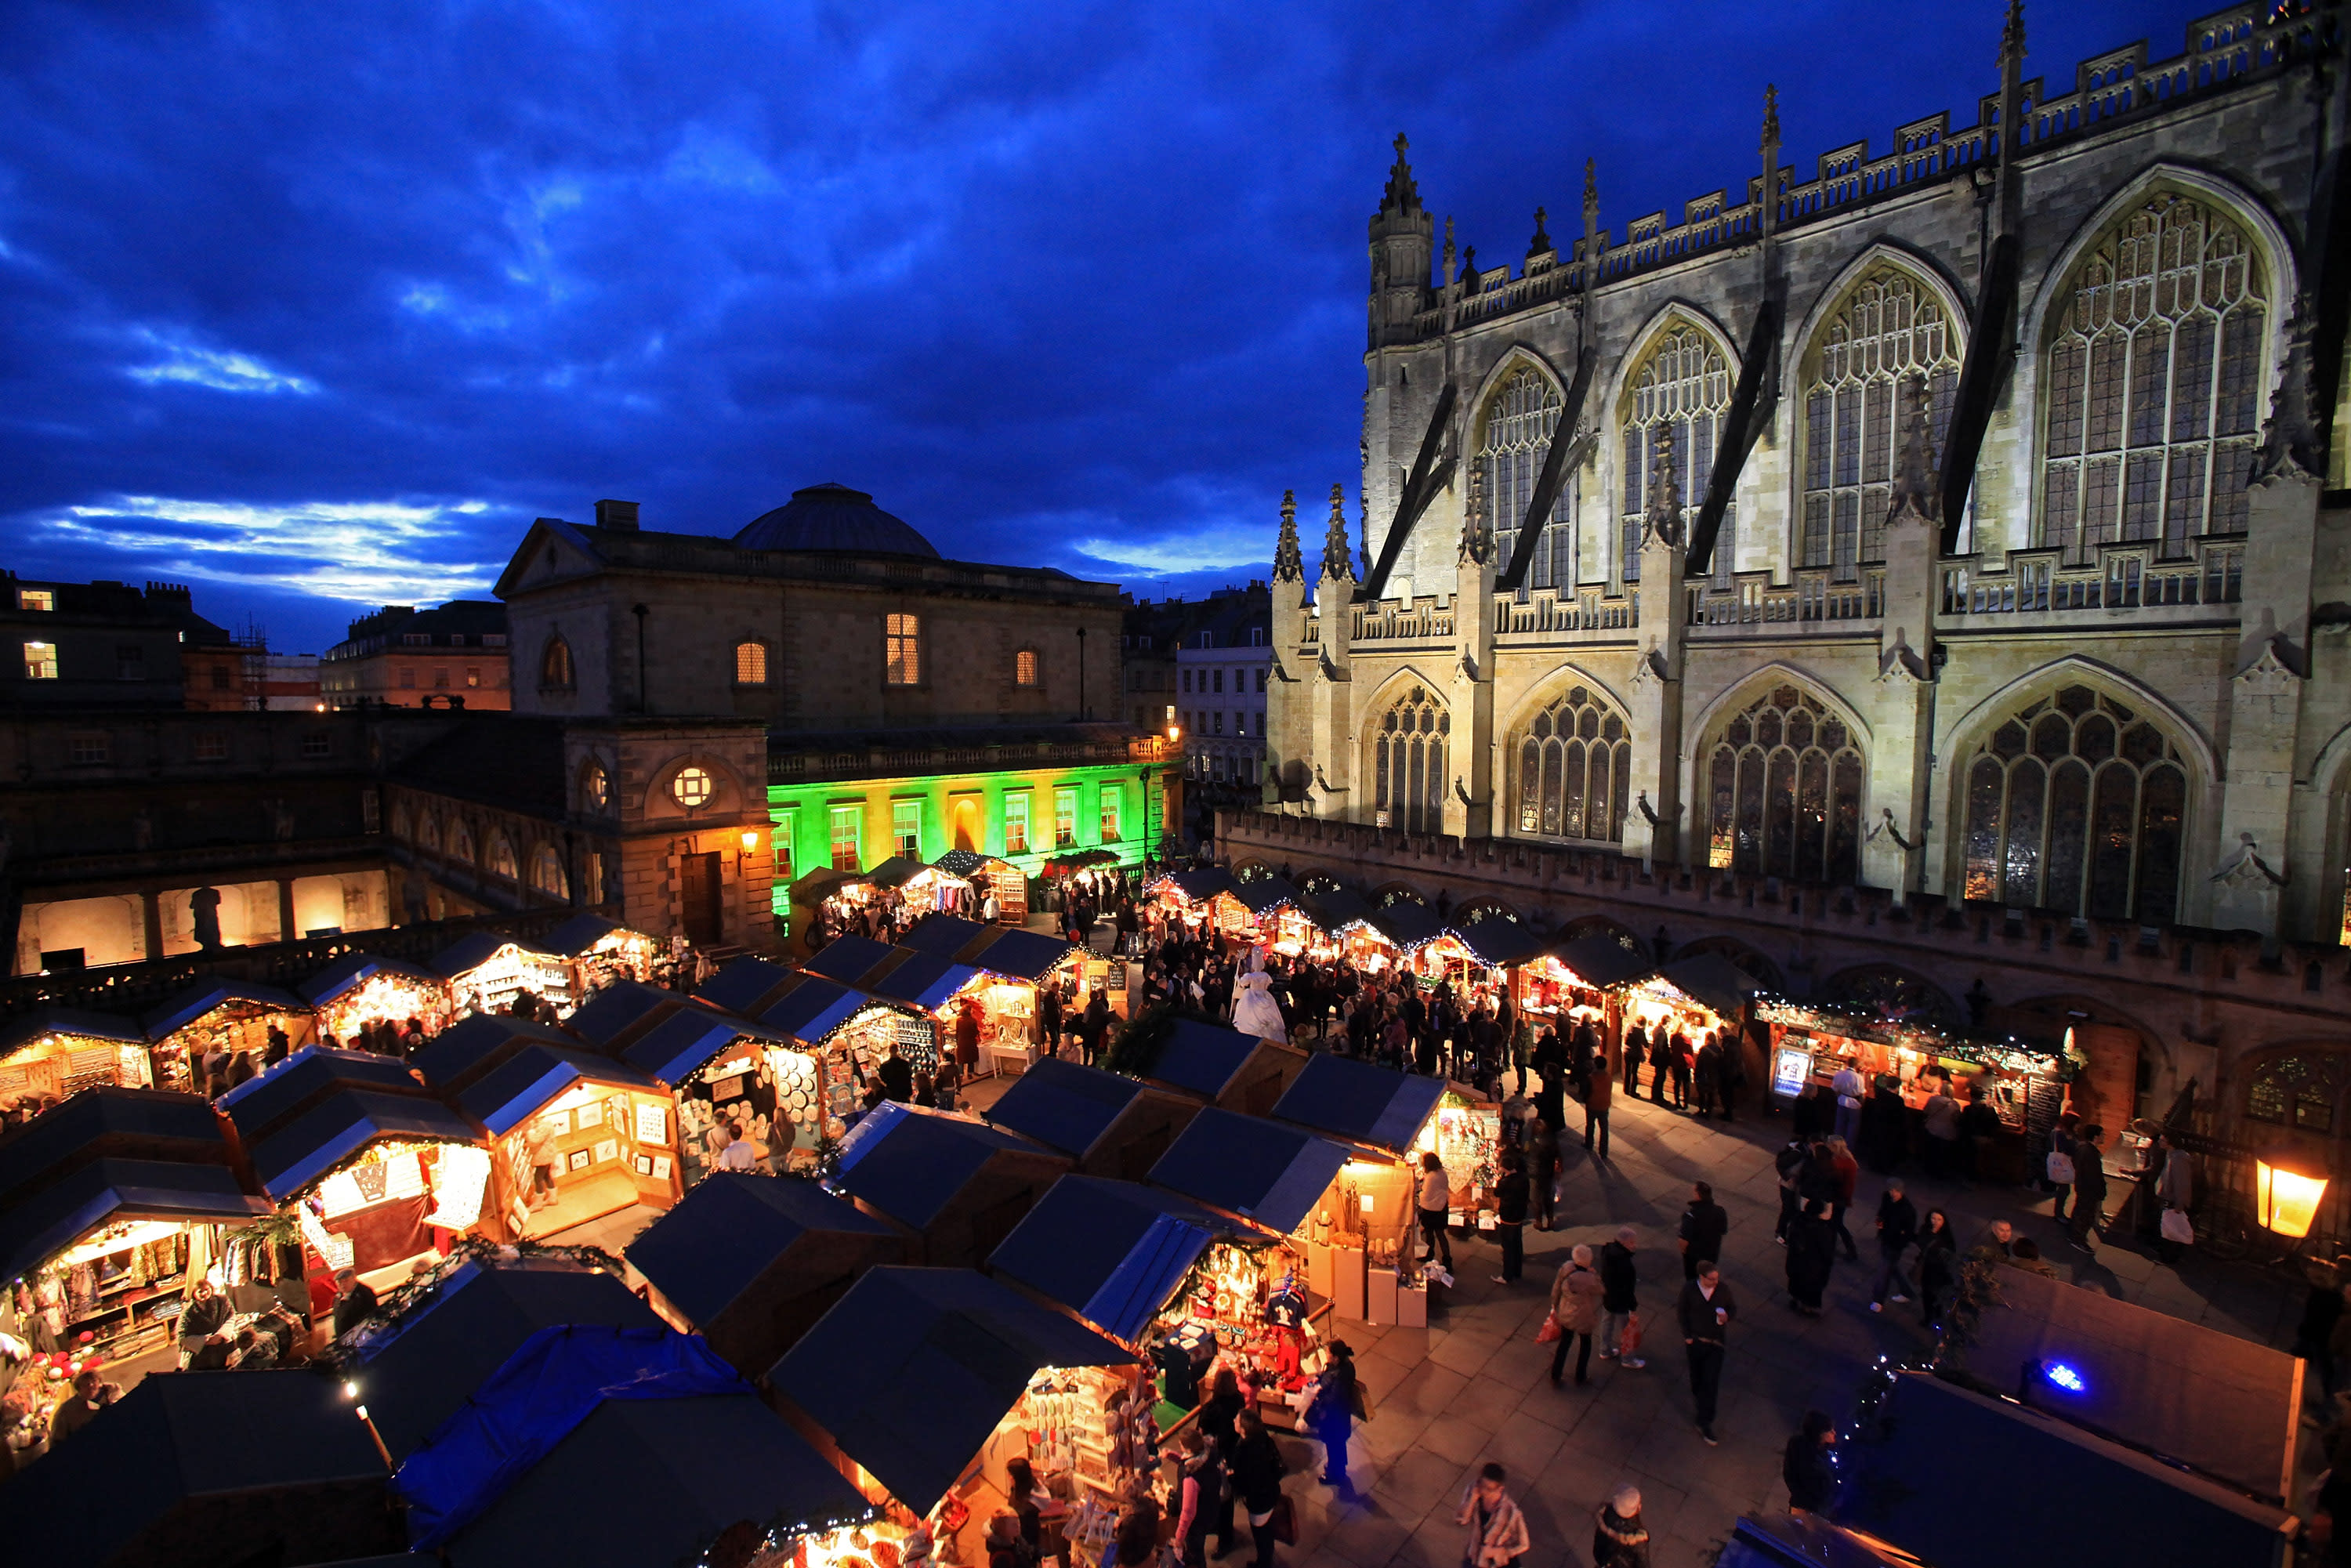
[[1242, 1081, 2310, 1568]]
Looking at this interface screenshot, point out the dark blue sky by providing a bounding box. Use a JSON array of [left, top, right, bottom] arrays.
[[2, 0, 2184, 651]]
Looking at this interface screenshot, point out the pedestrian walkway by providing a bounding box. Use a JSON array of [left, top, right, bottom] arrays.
[[1273, 1078, 2308, 1568]]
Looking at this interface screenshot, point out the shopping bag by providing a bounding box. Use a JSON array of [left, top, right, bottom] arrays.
[[2160, 1207, 2194, 1246], [1534, 1312, 1562, 1344], [1270, 1497, 1299, 1546], [1621, 1313, 1643, 1357]]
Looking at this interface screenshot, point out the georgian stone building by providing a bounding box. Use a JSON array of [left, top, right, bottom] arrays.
[[1266, 2, 2347, 945]]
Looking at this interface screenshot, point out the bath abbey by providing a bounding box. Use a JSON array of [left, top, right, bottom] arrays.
[[1259, 1, 2349, 951]]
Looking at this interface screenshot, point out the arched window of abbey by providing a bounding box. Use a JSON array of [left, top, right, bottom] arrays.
[[2039, 193, 2268, 563], [1374, 684, 1448, 835], [1515, 684, 1630, 844], [1959, 683, 2187, 925], [1473, 364, 1572, 588], [1704, 685, 1864, 884], [1619, 324, 1731, 585], [1800, 268, 1960, 578]]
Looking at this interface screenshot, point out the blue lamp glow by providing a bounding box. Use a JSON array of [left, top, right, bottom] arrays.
[[2042, 1361, 2088, 1393]]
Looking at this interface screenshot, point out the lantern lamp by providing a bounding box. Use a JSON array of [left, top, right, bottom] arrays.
[[2255, 1145, 2328, 1240]]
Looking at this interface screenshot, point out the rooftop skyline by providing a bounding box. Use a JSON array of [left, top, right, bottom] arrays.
[[4, 0, 2183, 650]]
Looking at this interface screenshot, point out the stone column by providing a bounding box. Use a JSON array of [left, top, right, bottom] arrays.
[[140, 891, 163, 962], [1868, 501, 1939, 898], [1451, 542, 1498, 841], [276, 878, 297, 945], [1621, 527, 1686, 869]]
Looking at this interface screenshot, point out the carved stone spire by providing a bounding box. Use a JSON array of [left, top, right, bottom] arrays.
[[2254, 292, 2320, 483], [1272, 489, 1304, 582], [1643, 425, 1683, 548], [1583, 158, 1598, 217], [2000, 0, 2025, 65], [1887, 372, 1941, 526], [1380, 132, 1422, 217], [1320, 483, 1355, 582], [1442, 216, 1457, 284], [1527, 206, 1551, 258], [1760, 84, 1780, 154]]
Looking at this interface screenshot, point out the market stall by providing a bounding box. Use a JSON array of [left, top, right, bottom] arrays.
[[1439, 914, 1547, 1017], [411, 1014, 584, 1099], [694, 954, 802, 1018], [0, 1009, 154, 1119], [453, 1043, 682, 1238], [1130, 1015, 1309, 1117], [246, 1089, 491, 1284], [936, 849, 1028, 923], [433, 932, 574, 1019], [803, 933, 901, 988], [983, 1059, 1198, 1182], [1611, 952, 1761, 1070], [768, 1265, 1137, 1564], [541, 913, 665, 997], [756, 980, 936, 1139], [828, 1100, 1071, 1269], [300, 953, 451, 1046], [1142, 867, 1237, 937], [867, 951, 1023, 1074], [1271, 1053, 1465, 1243], [896, 859, 978, 920], [1207, 877, 1310, 956], [1516, 932, 1653, 1032], [615, 1001, 820, 1187], [220, 1045, 441, 1150], [787, 866, 862, 950], [141, 980, 315, 1095], [626, 1170, 904, 1380]]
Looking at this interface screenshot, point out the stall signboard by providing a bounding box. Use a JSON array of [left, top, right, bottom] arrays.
[[1772, 1045, 1815, 1099]]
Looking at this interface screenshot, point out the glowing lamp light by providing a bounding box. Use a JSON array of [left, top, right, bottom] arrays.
[[2255, 1145, 2329, 1240], [341, 1381, 359, 1400], [741, 831, 761, 852], [2042, 1361, 2088, 1394], [1167, 724, 1181, 743]]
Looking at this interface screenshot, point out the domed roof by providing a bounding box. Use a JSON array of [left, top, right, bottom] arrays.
[[731, 483, 938, 558]]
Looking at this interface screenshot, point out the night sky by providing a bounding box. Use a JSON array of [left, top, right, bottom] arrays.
[[3, 0, 2186, 652]]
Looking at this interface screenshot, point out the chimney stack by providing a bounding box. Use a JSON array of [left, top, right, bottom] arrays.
[[594, 499, 640, 531]]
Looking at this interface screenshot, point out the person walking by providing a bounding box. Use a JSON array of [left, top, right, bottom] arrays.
[[1831, 1059, 1865, 1146], [2067, 1124, 2108, 1253], [1785, 1198, 1835, 1316], [1527, 1116, 1560, 1231], [1678, 1182, 1729, 1282], [2045, 1111, 2081, 1223], [1456, 1463, 1530, 1568], [1826, 1137, 1861, 1262], [1584, 1056, 1613, 1161], [1308, 1341, 1357, 1488], [1784, 1411, 1839, 1513], [1416, 1151, 1454, 1270], [1867, 1178, 1918, 1311], [1598, 1226, 1644, 1368], [1678, 1262, 1737, 1445], [1173, 1432, 1226, 1568], [1549, 1242, 1605, 1387], [1492, 1149, 1530, 1284], [1915, 1208, 1958, 1327], [1592, 1486, 1650, 1568], [1230, 1410, 1285, 1568]]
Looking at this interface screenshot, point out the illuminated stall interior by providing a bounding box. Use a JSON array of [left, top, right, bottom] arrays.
[[1438, 916, 1546, 1014], [1759, 997, 2070, 1139], [1270, 1053, 1448, 1256], [299, 954, 451, 1046], [1516, 932, 1654, 1030], [1143, 868, 1237, 935], [452, 1044, 683, 1238], [246, 1090, 491, 1287], [1613, 953, 1762, 1057], [616, 1003, 820, 1186], [542, 913, 664, 996], [934, 849, 1028, 922], [0, 1009, 154, 1118], [141, 981, 316, 1095], [755, 980, 934, 1139], [432, 933, 573, 1019]]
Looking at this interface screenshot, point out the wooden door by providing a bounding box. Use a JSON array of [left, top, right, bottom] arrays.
[[680, 851, 724, 945]]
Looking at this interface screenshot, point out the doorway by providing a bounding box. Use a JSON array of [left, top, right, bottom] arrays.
[[951, 796, 983, 853], [680, 852, 724, 944]]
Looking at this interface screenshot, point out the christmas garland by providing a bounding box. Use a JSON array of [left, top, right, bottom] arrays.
[[313, 1235, 629, 1371]]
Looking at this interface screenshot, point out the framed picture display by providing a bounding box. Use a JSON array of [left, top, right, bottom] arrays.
[[543, 1108, 573, 1137], [634, 1102, 668, 1146], [575, 1101, 603, 1130], [632, 1154, 654, 1176], [592, 1138, 621, 1164], [650, 1155, 672, 1181], [566, 1149, 591, 1173]]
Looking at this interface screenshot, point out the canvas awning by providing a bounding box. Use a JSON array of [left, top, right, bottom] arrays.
[[0, 1085, 231, 1205], [411, 1015, 582, 1095], [299, 953, 444, 1007], [0, 1157, 272, 1284], [933, 850, 1016, 882], [987, 1175, 1228, 1342], [1147, 1106, 1350, 1233], [802, 935, 898, 987], [1444, 918, 1545, 968], [831, 1101, 1048, 1231], [1271, 1053, 1444, 1159], [769, 1266, 1134, 1514], [564, 979, 684, 1051], [0, 1005, 147, 1062], [1543, 932, 1655, 990], [627, 1171, 897, 1333], [220, 1045, 437, 1146], [455, 1045, 666, 1139], [141, 979, 311, 1041], [984, 1059, 1147, 1162], [248, 1088, 484, 1202]]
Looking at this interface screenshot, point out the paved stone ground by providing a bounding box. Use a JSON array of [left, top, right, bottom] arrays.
[[1259, 1081, 2310, 1568]]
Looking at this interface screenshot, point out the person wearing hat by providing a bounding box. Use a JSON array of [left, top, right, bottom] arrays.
[[1592, 1484, 1648, 1567]]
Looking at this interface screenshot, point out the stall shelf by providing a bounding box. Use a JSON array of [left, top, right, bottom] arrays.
[[0, 1008, 154, 1115], [614, 1004, 820, 1187], [828, 1100, 1070, 1269], [300, 953, 451, 1045], [983, 1059, 1199, 1182], [141, 980, 315, 1093], [432, 932, 574, 1019], [455, 1043, 682, 1239], [625, 1171, 904, 1380], [754, 980, 934, 1135]]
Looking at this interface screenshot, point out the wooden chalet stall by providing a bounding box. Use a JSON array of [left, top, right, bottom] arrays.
[[826, 1101, 1070, 1269], [1127, 1014, 1308, 1117], [982, 1058, 1198, 1182], [431, 932, 574, 1019], [141, 980, 316, 1095], [0, 1009, 154, 1118], [1270, 1054, 1454, 1309], [1516, 932, 1654, 1039], [299, 953, 451, 1045], [934, 849, 1028, 922], [1146, 1108, 1368, 1316], [539, 912, 664, 996]]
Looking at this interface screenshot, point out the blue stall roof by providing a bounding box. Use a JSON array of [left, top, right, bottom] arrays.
[[431, 931, 559, 981], [1272, 1053, 1444, 1158], [541, 913, 655, 958], [1300, 887, 1374, 932], [248, 1090, 484, 1202], [563, 978, 688, 1050], [0, 1085, 229, 1204], [411, 1014, 580, 1094], [219, 1045, 433, 1145], [1144, 1018, 1273, 1101], [456, 1045, 665, 1139], [900, 912, 992, 959], [1147, 1107, 1350, 1233], [985, 1059, 1146, 1161], [447, 1392, 872, 1568], [0, 1157, 272, 1284], [1367, 900, 1447, 951], [141, 979, 311, 1041], [695, 955, 799, 1017], [298, 952, 444, 1006], [832, 1102, 1045, 1232], [0, 1006, 147, 1062], [1446, 917, 1545, 968], [868, 952, 984, 1011], [1147, 868, 1234, 904], [969, 929, 1078, 983], [0, 1368, 392, 1568], [770, 1266, 1133, 1514], [862, 856, 929, 890], [987, 1175, 1226, 1342], [1230, 877, 1306, 917], [627, 1172, 897, 1331], [755, 976, 853, 1039], [346, 1259, 665, 1460], [803, 936, 897, 987], [624, 1005, 791, 1086], [1548, 932, 1654, 988]]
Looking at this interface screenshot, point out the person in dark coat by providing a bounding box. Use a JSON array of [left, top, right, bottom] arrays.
[[1196, 1371, 1245, 1557], [1598, 1228, 1643, 1366], [1229, 1409, 1286, 1568], [1621, 1026, 1646, 1098], [331, 1269, 379, 1338], [2295, 1256, 2351, 1398], [1592, 1485, 1649, 1568], [1869, 1178, 1918, 1310], [1790, 1081, 1832, 1143], [2067, 1124, 2109, 1252], [1915, 1208, 1959, 1326], [1308, 1341, 1357, 1487], [1493, 1148, 1531, 1284], [1784, 1410, 1839, 1512], [1785, 1199, 1835, 1315], [1678, 1182, 1729, 1281], [1857, 1078, 1907, 1174]]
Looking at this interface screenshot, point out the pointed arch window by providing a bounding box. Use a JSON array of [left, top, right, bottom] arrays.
[[2040, 193, 2267, 564], [1473, 365, 1573, 589], [1374, 685, 1447, 835], [2245, 1052, 2343, 1134], [529, 845, 568, 900], [1704, 686, 1864, 882], [488, 834, 519, 881], [1620, 325, 1732, 585], [1801, 269, 1960, 578], [1959, 684, 2186, 923], [1516, 686, 1630, 842]]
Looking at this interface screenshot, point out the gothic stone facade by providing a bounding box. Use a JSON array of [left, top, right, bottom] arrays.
[[1267, 4, 2351, 951]]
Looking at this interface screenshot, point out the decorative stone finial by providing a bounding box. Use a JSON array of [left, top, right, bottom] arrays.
[[2001, 0, 2025, 63], [1583, 158, 1598, 214], [1320, 483, 1354, 581], [1527, 207, 1551, 257], [1643, 425, 1683, 548], [1761, 85, 1780, 153], [2254, 291, 2320, 483], [1442, 216, 1456, 280], [1381, 132, 1421, 215], [1888, 372, 1941, 524], [1273, 489, 1304, 583]]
